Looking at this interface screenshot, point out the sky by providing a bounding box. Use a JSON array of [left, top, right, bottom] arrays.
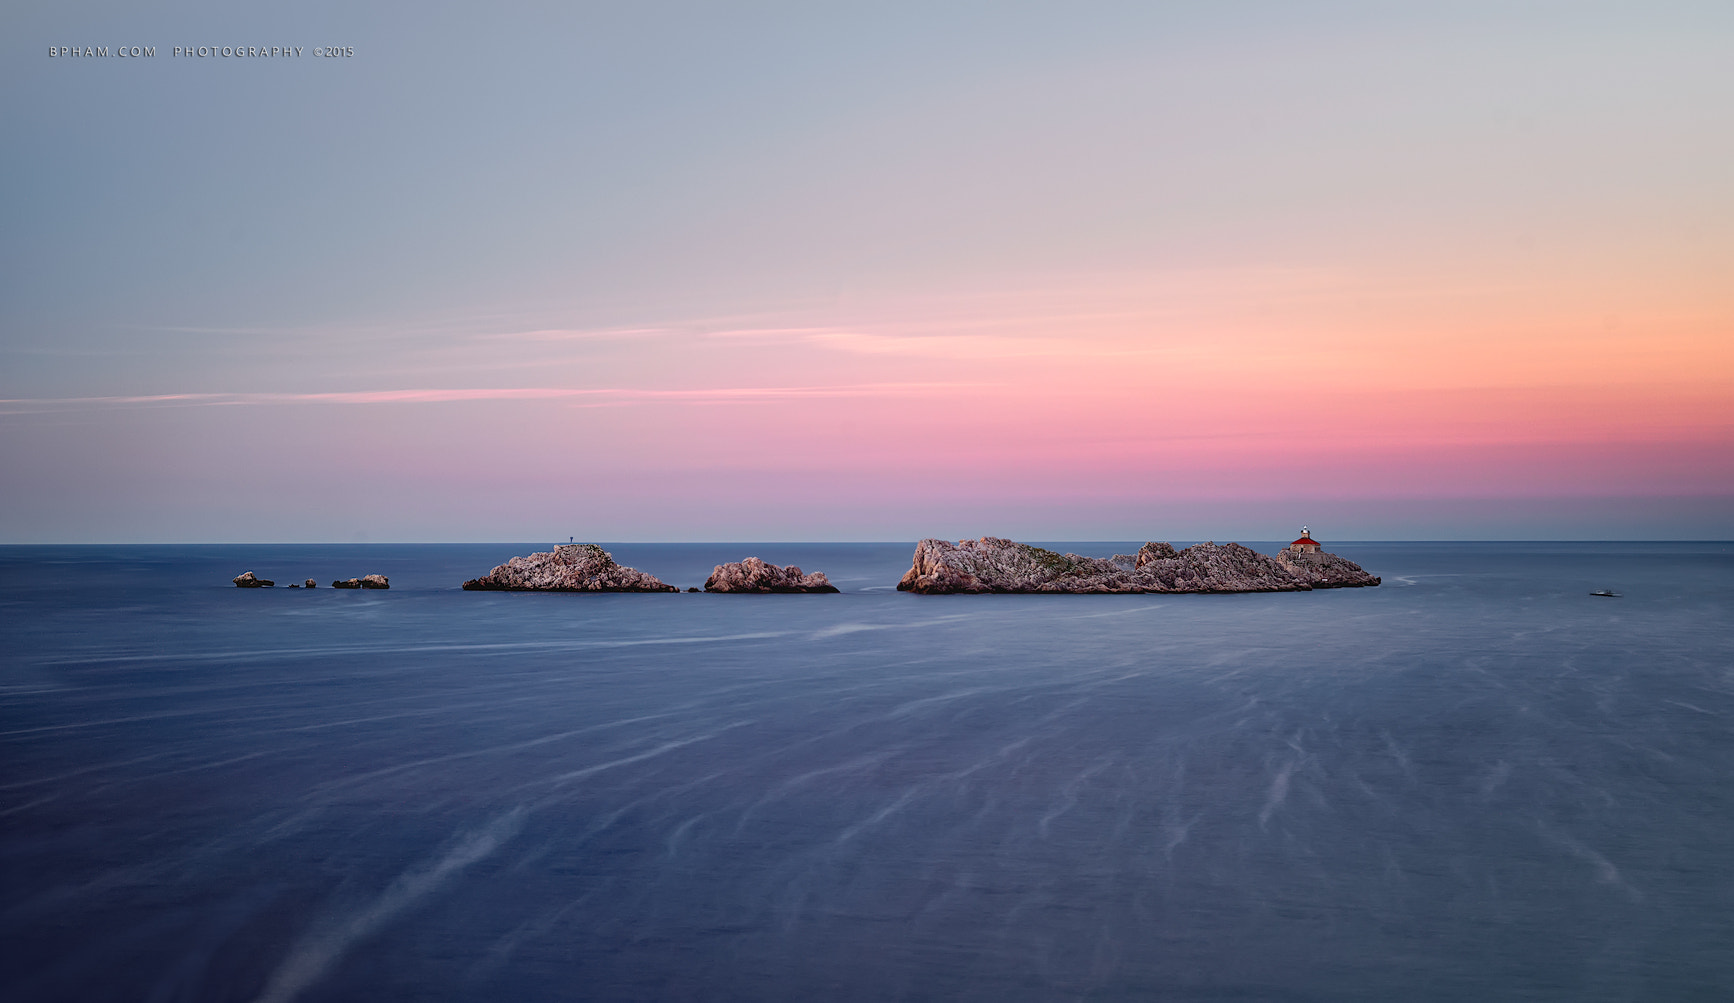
[[3, 1, 1730, 542]]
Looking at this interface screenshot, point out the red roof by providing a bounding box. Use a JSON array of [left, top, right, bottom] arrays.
[[1290, 535, 1320, 547]]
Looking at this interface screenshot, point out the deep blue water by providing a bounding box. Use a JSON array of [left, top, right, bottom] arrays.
[[2, 541, 1732, 1002]]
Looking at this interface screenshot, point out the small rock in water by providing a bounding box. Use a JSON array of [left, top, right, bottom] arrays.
[[704, 557, 840, 593], [304, 579, 317, 588], [232, 571, 274, 588], [332, 575, 389, 589]]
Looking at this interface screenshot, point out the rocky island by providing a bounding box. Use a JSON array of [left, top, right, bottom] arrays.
[[704, 557, 839, 593], [462, 543, 677, 592], [332, 575, 390, 590], [897, 530, 1379, 594], [234, 572, 382, 588]]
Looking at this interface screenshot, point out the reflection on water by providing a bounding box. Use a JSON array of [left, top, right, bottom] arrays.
[[2, 542, 1732, 1001]]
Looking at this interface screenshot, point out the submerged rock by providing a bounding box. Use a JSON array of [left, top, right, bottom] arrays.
[[461, 544, 677, 593], [897, 537, 1379, 594], [704, 557, 840, 593], [233, 571, 274, 588]]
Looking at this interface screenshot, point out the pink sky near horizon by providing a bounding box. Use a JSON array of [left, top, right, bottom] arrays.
[[8, 262, 1727, 540]]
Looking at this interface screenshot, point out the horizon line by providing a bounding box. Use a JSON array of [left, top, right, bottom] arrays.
[[3, 538, 1729, 546]]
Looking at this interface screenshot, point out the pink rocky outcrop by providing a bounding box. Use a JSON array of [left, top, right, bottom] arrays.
[[232, 571, 274, 588], [896, 537, 1378, 594], [704, 557, 839, 593], [462, 544, 676, 593], [1274, 547, 1382, 589]]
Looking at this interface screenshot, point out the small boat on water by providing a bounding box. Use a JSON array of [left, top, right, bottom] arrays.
[[1590, 589, 1621, 598]]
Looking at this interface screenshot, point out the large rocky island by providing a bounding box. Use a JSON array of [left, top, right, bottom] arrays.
[[462, 544, 678, 592], [897, 533, 1379, 595]]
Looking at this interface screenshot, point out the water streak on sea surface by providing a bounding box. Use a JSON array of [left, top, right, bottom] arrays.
[[2, 542, 1732, 1001]]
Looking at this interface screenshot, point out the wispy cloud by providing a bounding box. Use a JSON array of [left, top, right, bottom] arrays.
[[480, 326, 674, 342], [701, 324, 1126, 359], [0, 382, 984, 414], [803, 330, 1087, 359]]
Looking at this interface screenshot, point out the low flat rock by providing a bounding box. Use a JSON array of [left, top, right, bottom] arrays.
[[897, 537, 1379, 594], [462, 544, 676, 593], [704, 557, 839, 593], [332, 574, 390, 590]]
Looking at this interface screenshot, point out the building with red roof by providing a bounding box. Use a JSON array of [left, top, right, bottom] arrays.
[[1289, 527, 1321, 553]]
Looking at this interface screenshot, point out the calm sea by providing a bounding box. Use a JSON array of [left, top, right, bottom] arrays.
[[3, 542, 1732, 1001]]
